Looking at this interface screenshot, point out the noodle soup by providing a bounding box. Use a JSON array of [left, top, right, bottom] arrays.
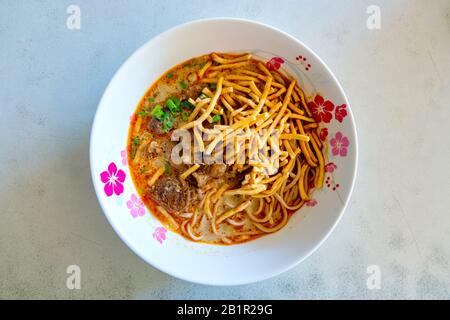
[[128, 52, 325, 245]]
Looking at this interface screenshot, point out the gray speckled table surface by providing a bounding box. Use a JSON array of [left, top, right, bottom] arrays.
[[1, 0, 450, 299]]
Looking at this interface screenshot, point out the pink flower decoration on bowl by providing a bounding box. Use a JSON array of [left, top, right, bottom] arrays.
[[324, 162, 337, 173], [126, 193, 145, 218], [308, 95, 335, 123], [335, 104, 348, 123], [153, 227, 167, 244], [121, 150, 127, 166], [306, 199, 318, 207], [330, 132, 350, 157], [100, 162, 126, 197], [266, 57, 284, 71]]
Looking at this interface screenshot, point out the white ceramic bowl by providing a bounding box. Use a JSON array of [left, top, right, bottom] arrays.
[[90, 18, 357, 285]]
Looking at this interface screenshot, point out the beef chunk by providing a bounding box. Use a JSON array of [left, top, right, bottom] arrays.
[[151, 177, 187, 212], [209, 164, 227, 178], [147, 117, 164, 134]]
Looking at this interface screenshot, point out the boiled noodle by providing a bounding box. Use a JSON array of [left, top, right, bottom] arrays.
[[127, 52, 326, 245]]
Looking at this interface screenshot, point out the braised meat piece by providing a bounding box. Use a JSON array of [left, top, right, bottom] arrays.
[[150, 177, 188, 212]]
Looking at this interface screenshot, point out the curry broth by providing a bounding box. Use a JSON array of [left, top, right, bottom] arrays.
[[127, 53, 314, 245], [128, 54, 276, 244]]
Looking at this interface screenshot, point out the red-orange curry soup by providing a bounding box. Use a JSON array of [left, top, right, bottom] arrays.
[[127, 52, 325, 245]]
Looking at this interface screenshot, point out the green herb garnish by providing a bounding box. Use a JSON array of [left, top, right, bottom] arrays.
[[161, 112, 175, 132], [179, 81, 188, 90], [137, 106, 151, 117], [181, 110, 189, 122], [148, 97, 155, 103], [166, 98, 180, 113], [171, 96, 180, 108], [199, 93, 208, 99], [151, 105, 165, 121], [164, 162, 171, 175], [131, 136, 141, 159], [150, 103, 175, 132], [212, 115, 221, 123], [167, 72, 174, 79], [180, 100, 195, 110], [183, 60, 204, 69]]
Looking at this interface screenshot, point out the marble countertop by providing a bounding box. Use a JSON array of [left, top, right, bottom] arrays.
[[1, 0, 449, 299]]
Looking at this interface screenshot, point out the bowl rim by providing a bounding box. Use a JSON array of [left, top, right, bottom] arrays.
[[89, 17, 359, 286]]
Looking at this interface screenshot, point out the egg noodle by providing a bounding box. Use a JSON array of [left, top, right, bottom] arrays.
[[129, 52, 326, 244]]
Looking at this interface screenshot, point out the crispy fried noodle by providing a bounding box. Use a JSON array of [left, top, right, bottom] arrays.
[[128, 52, 326, 245]]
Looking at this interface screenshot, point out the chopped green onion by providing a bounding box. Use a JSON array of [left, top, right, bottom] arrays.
[[166, 98, 180, 113], [151, 104, 175, 132], [212, 115, 221, 123], [171, 96, 180, 108], [137, 106, 151, 117], [164, 162, 171, 175], [167, 72, 174, 79], [180, 100, 195, 110], [179, 81, 188, 90], [131, 136, 141, 159], [148, 97, 155, 103], [181, 110, 189, 122], [151, 105, 165, 121], [199, 93, 208, 99], [183, 60, 204, 69], [161, 112, 174, 132]]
